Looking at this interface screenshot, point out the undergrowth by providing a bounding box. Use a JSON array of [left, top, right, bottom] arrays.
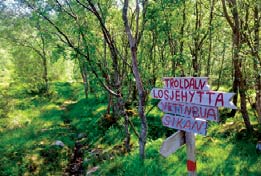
[[0, 82, 260, 175]]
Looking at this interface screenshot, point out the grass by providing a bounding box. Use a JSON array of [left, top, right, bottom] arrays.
[[96, 128, 261, 176], [0, 82, 261, 175], [0, 82, 92, 175]]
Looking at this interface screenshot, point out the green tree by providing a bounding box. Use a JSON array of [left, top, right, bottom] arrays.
[[221, 0, 253, 131]]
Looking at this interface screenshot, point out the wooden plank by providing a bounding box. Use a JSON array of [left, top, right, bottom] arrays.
[[162, 114, 208, 136], [163, 77, 210, 91], [158, 100, 219, 122], [160, 131, 185, 157], [151, 88, 237, 109]]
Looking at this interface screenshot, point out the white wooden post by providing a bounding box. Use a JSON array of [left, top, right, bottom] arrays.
[[186, 132, 196, 176]]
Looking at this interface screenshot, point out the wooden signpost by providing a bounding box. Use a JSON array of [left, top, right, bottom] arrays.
[[151, 77, 236, 176]]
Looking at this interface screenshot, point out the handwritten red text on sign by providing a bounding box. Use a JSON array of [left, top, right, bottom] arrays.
[[158, 100, 219, 122], [163, 77, 210, 91], [162, 114, 207, 135], [151, 88, 236, 109]]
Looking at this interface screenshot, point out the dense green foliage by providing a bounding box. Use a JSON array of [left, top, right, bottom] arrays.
[[0, 0, 260, 175]]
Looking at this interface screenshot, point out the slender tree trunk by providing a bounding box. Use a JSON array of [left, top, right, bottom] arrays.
[[169, 38, 177, 76], [42, 55, 48, 92], [149, 31, 157, 88], [132, 46, 147, 159], [192, 0, 199, 76], [78, 58, 89, 99], [206, 0, 215, 77], [112, 61, 131, 153], [256, 71, 261, 124], [122, 0, 148, 160], [253, 4, 261, 124], [162, 6, 177, 76], [240, 1, 261, 124], [216, 42, 226, 91], [39, 30, 48, 93], [229, 43, 238, 117], [82, 62, 89, 99], [179, 0, 186, 76], [118, 96, 131, 152], [229, 76, 238, 117], [221, 0, 252, 131], [191, 0, 208, 77], [233, 5, 252, 132]]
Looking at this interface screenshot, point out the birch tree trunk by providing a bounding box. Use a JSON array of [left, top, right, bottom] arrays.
[[37, 24, 49, 93], [221, 0, 253, 131], [78, 58, 89, 99], [179, 0, 186, 76], [191, 0, 208, 77], [206, 0, 215, 77], [122, 0, 148, 160], [253, 5, 261, 124], [243, 3, 261, 124]]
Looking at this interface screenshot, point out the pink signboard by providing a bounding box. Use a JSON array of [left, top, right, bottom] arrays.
[[151, 88, 236, 109], [158, 100, 219, 122], [162, 114, 207, 135]]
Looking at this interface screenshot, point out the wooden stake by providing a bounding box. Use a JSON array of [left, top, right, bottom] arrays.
[[186, 132, 196, 176]]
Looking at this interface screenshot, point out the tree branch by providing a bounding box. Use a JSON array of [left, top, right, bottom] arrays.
[[123, 0, 135, 47], [134, 0, 140, 41], [221, 0, 235, 29], [55, 0, 77, 20], [128, 119, 140, 138], [23, 1, 121, 97], [137, 0, 148, 45]]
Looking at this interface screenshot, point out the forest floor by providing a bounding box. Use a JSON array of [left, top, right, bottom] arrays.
[[0, 82, 261, 176]]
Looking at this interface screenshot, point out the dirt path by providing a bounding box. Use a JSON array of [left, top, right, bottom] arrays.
[[65, 139, 85, 176], [60, 100, 86, 176]]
